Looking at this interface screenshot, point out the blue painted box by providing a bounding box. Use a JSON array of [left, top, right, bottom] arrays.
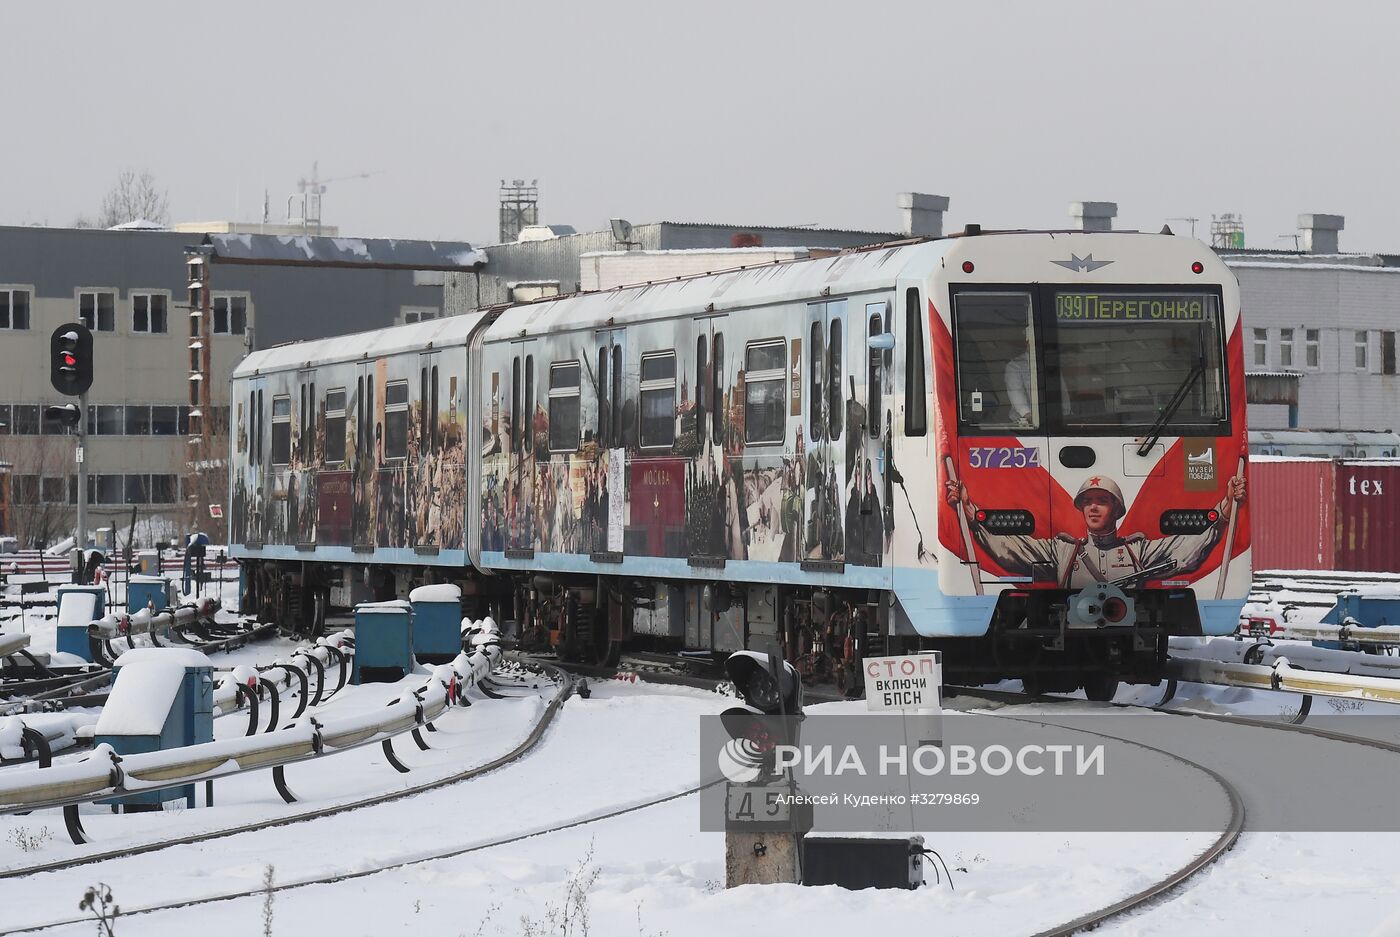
[[352, 600, 415, 684], [94, 647, 214, 809], [1317, 591, 1400, 649], [55, 584, 107, 661], [409, 584, 463, 664], [127, 575, 175, 614]]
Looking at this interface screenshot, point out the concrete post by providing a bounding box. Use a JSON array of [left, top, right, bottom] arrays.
[[725, 832, 802, 886]]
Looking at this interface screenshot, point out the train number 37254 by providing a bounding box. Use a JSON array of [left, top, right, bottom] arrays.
[[967, 446, 1042, 469]]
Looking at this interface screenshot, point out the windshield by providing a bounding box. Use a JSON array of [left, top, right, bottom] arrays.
[[1051, 291, 1226, 431], [952, 292, 1040, 432]]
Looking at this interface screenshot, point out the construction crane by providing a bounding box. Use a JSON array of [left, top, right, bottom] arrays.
[[288, 161, 381, 235]]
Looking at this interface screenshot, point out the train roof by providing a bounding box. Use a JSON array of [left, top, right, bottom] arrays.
[[1250, 428, 1400, 444], [232, 312, 485, 378]]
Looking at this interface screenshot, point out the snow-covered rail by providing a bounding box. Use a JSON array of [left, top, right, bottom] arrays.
[[1167, 655, 1400, 708], [0, 622, 504, 843]]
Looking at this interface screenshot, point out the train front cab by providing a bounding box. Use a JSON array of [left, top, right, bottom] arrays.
[[895, 240, 1250, 697]]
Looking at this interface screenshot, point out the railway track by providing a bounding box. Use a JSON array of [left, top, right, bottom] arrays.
[[0, 658, 571, 890]]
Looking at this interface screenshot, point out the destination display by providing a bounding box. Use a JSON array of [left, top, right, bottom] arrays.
[[1055, 293, 1210, 323]]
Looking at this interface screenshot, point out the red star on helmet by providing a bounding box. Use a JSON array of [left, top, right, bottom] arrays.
[[1088, 476, 1101, 487]]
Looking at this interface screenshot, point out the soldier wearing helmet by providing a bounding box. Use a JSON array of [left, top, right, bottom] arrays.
[[946, 472, 1245, 589]]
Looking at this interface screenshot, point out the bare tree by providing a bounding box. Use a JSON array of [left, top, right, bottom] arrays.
[[1, 432, 70, 548], [97, 169, 170, 228]]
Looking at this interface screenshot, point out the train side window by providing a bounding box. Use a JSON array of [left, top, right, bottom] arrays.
[[712, 332, 724, 440], [744, 339, 786, 444], [868, 308, 883, 436], [511, 357, 521, 456], [828, 317, 843, 441], [640, 351, 677, 449], [430, 365, 439, 451], [549, 361, 581, 451], [524, 355, 535, 454], [696, 333, 708, 447], [384, 380, 409, 460], [367, 378, 375, 457], [247, 389, 256, 457], [308, 381, 316, 458], [356, 377, 364, 458], [904, 288, 927, 436], [298, 384, 306, 460], [597, 345, 610, 447], [809, 320, 824, 441], [611, 345, 623, 443], [420, 366, 430, 451], [324, 389, 347, 464], [271, 395, 291, 466], [257, 388, 265, 461]]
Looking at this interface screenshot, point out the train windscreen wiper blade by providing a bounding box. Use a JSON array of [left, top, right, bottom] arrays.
[[1136, 363, 1204, 457]]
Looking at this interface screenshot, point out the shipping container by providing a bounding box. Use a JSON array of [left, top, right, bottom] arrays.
[[1251, 457, 1335, 570], [1251, 457, 1400, 573], [1333, 461, 1400, 573]]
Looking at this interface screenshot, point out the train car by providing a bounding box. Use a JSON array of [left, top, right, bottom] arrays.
[[229, 229, 1250, 698], [1249, 428, 1400, 459]]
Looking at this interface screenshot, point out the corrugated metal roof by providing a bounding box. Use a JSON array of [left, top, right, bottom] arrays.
[[203, 233, 486, 271]]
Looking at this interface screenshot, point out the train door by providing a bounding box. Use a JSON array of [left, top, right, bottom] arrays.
[[415, 351, 441, 548], [803, 299, 847, 568], [351, 361, 375, 550], [854, 299, 893, 570], [507, 339, 538, 552], [593, 328, 625, 555]]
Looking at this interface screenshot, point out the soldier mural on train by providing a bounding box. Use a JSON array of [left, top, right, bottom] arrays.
[[945, 473, 1247, 587]]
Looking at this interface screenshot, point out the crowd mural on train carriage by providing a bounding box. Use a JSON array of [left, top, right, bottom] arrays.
[[230, 360, 467, 552], [478, 331, 891, 569]]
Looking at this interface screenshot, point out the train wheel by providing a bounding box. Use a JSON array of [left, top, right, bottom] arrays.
[[1083, 673, 1120, 702]]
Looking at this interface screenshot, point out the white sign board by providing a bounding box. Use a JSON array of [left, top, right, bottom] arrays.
[[863, 652, 942, 712]]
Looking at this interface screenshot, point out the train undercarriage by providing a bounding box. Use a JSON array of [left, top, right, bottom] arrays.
[[240, 559, 1203, 702]]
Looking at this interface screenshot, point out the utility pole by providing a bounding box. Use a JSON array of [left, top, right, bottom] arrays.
[[76, 390, 87, 553]]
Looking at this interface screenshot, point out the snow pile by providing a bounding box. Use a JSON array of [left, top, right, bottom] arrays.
[[409, 584, 461, 603], [355, 600, 412, 615], [97, 648, 214, 736], [55, 590, 102, 628]]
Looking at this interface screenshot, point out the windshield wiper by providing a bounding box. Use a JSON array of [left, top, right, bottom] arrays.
[[1136, 363, 1204, 457]]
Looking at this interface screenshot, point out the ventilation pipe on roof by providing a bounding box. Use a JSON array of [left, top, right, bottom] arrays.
[[1070, 201, 1117, 232], [1298, 214, 1344, 253], [897, 193, 950, 237]]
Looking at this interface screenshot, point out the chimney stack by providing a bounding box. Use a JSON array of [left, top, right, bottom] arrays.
[[1298, 213, 1344, 253], [897, 193, 950, 237], [1070, 201, 1117, 232]]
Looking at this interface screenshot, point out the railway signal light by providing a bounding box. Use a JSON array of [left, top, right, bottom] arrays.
[[49, 323, 93, 397], [43, 404, 82, 427]]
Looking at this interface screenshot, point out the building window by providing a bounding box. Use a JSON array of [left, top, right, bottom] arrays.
[[13, 475, 39, 505], [745, 340, 786, 444], [41, 476, 66, 504], [150, 406, 178, 435], [1356, 330, 1369, 370], [639, 351, 676, 449], [125, 405, 151, 436], [150, 475, 178, 503], [1385, 331, 1397, 376], [95, 475, 123, 505], [403, 308, 438, 324], [1278, 328, 1294, 368], [548, 361, 581, 451], [124, 475, 151, 505], [79, 291, 116, 332], [0, 289, 31, 330], [324, 389, 347, 464], [213, 296, 247, 335], [1252, 328, 1268, 367], [11, 405, 39, 435], [384, 380, 409, 460], [1304, 329, 1320, 368], [0, 404, 9, 434], [132, 294, 168, 333], [271, 395, 292, 465], [94, 406, 124, 435]]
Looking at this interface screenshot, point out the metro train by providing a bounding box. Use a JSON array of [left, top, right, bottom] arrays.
[[228, 228, 1250, 699]]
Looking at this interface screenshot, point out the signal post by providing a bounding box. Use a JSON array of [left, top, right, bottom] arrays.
[[48, 324, 93, 573]]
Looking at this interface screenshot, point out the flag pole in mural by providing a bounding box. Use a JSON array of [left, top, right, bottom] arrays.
[[1215, 453, 1246, 600], [943, 454, 983, 595]]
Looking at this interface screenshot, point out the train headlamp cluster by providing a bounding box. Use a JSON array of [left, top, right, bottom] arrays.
[[973, 509, 1035, 534], [1159, 508, 1219, 534]]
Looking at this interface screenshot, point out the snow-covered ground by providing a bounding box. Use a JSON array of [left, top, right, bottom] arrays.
[[4, 576, 1400, 935]]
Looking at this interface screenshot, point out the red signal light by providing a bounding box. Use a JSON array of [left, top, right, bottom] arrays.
[[1207, 509, 1219, 522], [974, 509, 988, 522], [962, 261, 975, 274], [62, 353, 77, 367], [1191, 261, 1205, 274]]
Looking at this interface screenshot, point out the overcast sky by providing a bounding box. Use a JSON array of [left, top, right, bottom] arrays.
[[4, 1, 1397, 251]]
